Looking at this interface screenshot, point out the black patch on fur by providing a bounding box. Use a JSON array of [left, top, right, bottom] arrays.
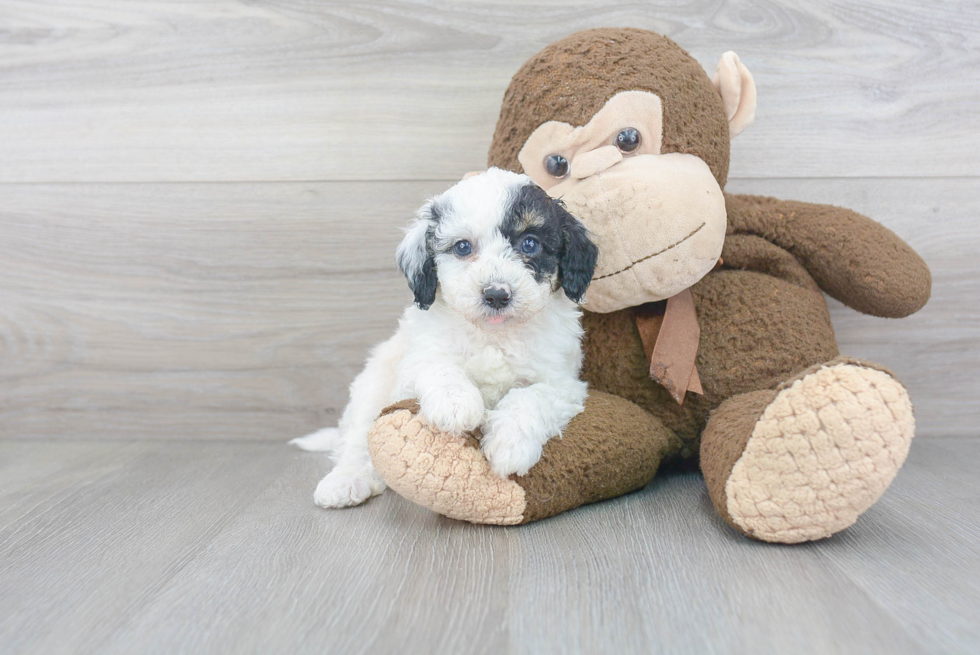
[[397, 201, 441, 310], [503, 183, 598, 302], [501, 184, 563, 282], [411, 249, 438, 310], [428, 201, 443, 224], [558, 204, 599, 302]]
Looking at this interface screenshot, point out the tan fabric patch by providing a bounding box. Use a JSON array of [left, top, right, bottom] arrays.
[[711, 51, 756, 138], [633, 292, 704, 405], [518, 90, 664, 189], [541, 153, 727, 313], [367, 409, 527, 525], [488, 28, 732, 188], [724, 362, 915, 543]]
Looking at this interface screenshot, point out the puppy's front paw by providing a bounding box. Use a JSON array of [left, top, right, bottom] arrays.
[[314, 469, 385, 509], [480, 421, 543, 478], [419, 385, 485, 435]]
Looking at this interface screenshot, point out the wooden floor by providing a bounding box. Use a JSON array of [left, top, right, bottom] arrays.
[[1, 437, 977, 654]]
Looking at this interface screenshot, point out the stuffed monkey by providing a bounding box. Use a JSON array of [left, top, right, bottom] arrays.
[[367, 28, 931, 543]]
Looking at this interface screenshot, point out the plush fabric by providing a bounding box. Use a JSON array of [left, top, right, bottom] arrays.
[[367, 28, 931, 543], [516, 390, 679, 522], [367, 392, 680, 524], [635, 290, 704, 405], [711, 51, 756, 137], [488, 28, 732, 188], [725, 194, 932, 318], [518, 91, 665, 182], [709, 358, 915, 543], [538, 152, 728, 312], [700, 388, 780, 532], [579, 250, 842, 451], [368, 400, 527, 525]]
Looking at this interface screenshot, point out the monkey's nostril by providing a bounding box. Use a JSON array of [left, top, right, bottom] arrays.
[[482, 286, 511, 309]]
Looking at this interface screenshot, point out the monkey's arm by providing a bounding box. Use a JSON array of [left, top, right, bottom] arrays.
[[724, 193, 931, 318]]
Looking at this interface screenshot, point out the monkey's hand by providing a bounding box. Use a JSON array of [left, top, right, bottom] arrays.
[[725, 193, 931, 318]]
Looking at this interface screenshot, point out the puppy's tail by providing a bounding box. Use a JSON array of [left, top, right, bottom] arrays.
[[289, 427, 342, 454]]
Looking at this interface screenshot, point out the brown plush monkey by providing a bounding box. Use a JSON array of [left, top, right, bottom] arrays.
[[367, 28, 931, 543]]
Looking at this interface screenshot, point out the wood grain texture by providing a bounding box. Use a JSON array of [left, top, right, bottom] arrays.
[[815, 437, 980, 653], [1, 438, 977, 653], [0, 0, 977, 182], [0, 182, 420, 440], [0, 441, 293, 655], [1, 178, 974, 440], [103, 453, 510, 655]]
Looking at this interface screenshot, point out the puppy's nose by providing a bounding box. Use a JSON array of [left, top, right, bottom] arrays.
[[482, 285, 511, 309]]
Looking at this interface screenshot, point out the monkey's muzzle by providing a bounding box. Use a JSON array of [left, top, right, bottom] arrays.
[[547, 153, 727, 313]]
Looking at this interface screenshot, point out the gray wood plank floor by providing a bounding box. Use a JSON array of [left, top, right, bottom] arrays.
[[1, 438, 977, 654]]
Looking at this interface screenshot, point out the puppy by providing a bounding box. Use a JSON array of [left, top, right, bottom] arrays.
[[292, 168, 599, 508]]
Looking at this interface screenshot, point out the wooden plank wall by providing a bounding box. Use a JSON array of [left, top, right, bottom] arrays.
[[1, 0, 977, 440]]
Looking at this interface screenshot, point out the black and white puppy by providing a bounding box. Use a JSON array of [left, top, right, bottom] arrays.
[[292, 168, 598, 508]]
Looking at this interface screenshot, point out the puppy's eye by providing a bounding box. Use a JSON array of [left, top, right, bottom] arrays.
[[616, 127, 641, 153], [544, 154, 569, 178], [521, 237, 540, 255], [453, 240, 472, 257]]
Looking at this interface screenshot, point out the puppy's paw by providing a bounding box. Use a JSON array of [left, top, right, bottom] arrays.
[[480, 421, 543, 478], [419, 385, 485, 436], [313, 469, 386, 509]]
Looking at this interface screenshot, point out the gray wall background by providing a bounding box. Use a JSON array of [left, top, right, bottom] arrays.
[[1, 0, 977, 440]]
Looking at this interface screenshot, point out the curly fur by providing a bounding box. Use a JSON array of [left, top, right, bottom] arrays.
[[296, 168, 598, 508]]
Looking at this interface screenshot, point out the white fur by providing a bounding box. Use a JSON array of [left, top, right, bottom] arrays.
[[289, 427, 341, 452], [298, 169, 590, 508]]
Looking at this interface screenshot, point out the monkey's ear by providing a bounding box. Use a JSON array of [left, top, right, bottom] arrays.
[[395, 201, 439, 310], [557, 202, 599, 303], [712, 51, 757, 139]]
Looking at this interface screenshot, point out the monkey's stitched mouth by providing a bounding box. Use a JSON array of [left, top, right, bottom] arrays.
[[593, 222, 706, 281]]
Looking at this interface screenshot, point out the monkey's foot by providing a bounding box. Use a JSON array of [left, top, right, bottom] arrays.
[[702, 359, 915, 544], [368, 400, 527, 525]]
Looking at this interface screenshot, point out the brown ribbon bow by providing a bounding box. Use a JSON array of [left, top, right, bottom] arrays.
[[633, 288, 703, 405]]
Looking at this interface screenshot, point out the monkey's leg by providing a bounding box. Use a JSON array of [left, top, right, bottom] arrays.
[[367, 391, 681, 525], [700, 357, 914, 544]]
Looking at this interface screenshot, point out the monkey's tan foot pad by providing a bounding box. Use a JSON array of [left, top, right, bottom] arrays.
[[368, 392, 678, 525], [367, 400, 526, 525], [704, 359, 915, 544]]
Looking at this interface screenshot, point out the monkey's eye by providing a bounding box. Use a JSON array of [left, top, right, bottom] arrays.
[[544, 154, 569, 178], [454, 240, 473, 257], [521, 236, 540, 255], [615, 127, 641, 153]]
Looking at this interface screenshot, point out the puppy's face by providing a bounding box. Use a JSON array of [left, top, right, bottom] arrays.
[[396, 168, 598, 327]]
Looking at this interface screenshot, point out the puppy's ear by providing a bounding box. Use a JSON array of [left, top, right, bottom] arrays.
[[395, 201, 439, 310], [556, 201, 598, 303]]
